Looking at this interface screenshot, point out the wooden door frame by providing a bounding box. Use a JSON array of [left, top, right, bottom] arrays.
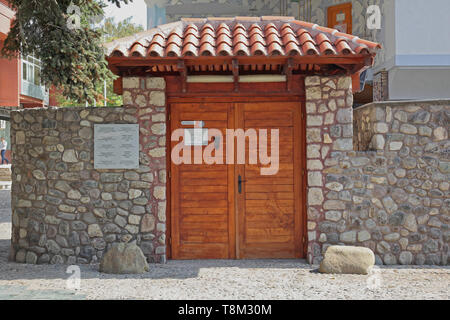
[[166, 93, 307, 260]]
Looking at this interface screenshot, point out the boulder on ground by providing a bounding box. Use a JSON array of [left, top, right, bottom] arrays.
[[319, 245, 375, 275], [99, 242, 149, 274]]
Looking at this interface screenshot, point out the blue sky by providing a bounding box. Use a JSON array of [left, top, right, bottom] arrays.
[[104, 0, 147, 28]]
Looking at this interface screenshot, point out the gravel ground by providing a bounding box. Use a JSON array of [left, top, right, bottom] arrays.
[[0, 190, 449, 300]]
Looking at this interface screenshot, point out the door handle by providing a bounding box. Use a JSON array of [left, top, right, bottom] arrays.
[[238, 175, 247, 194]]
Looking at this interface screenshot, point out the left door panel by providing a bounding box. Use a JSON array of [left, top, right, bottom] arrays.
[[170, 103, 235, 259]]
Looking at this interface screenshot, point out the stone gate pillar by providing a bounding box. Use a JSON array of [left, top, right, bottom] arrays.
[[122, 77, 167, 263]]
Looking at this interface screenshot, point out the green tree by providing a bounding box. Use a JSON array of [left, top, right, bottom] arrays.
[[1, 0, 133, 104], [103, 16, 144, 42], [56, 16, 144, 107]]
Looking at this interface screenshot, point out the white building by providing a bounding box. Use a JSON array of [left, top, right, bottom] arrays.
[[374, 0, 450, 100]]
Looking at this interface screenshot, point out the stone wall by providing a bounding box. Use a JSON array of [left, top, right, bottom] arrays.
[[9, 77, 167, 264], [306, 77, 449, 265], [9, 74, 449, 266]]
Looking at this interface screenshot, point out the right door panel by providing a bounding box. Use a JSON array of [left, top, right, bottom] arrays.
[[236, 102, 304, 259]]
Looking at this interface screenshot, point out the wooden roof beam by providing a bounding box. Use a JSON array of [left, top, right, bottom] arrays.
[[232, 59, 239, 92], [283, 58, 293, 92], [177, 60, 187, 93]]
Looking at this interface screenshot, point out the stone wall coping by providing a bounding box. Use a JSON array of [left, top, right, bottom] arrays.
[[0, 107, 21, 119], [355, 99, 450, 111], [9, 106, 124, 114]]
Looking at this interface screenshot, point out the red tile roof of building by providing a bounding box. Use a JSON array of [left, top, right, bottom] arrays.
[[105, 16, 381, 59]]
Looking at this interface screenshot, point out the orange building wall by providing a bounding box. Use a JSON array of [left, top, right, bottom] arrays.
[[0, 40, 19, 107]]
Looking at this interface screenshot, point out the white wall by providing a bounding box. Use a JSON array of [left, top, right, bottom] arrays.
[[396, 0, 450, 57], [380, 0, 450, 100], [389, 68, 450, 100]]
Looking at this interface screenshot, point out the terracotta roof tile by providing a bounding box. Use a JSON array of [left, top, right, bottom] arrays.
[[250, 42, 267, 56], [105, 16, 381, 59], [217, 42, 233, 56]]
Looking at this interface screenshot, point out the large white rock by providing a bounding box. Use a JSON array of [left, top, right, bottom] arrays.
[[99, 242, 149, 274], [319, 245, 375, 275]]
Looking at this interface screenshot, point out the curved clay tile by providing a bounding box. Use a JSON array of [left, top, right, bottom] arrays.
[[233, 33, 249, 46], [250, 42, 267, 56], [250, 33, 266, 46], [233, 23, 246, 33], [249, 23, 263, 34], [199, 42, 216, 56], [217, 43, 233, 56], [264, 22, 277, 31], [149, 33, 166, 48], [201, 23, 214, 32], [266, 33, 283, 46], [185, 24, 199, 33], [291, 20, 316, 29], [167, 32, 183, 48], [217, 27, 232, 38], [355, 46, 370, 54], [333, 31, 381, 50], [201, 27, 216, 39], [315, 33, 331, 45], [233, 43, 250, 56], [285, 42, 302, 56], [298, 31, 315, 46], [357, 39, 382, 49], [148, 43, 164, 57], [280, 23, 293, 32], [268, 42, 284, 56], [200, 33, 216, 47], [319, 42, 336, 55], [335, 39, 354, 55], [315, 25, 339, 34], [233, 28, 248, 41], [184, 28, 200, 39], [316, 33, 336, 55], [264, 23, 281, 37], [111, 50, 124, 57], [181, 43, 199, 57], [280, 25, 295, 38], [216, 33, 233, 46], [282, 32, 299, 46], [129, 43, 146, 57], [249, 26, 264, 38], [183, 33, 200, 47], [296, 28, 310, 38], [217, 22, 231, 31], [301, 41, 319, 55], [165, 43, 182, 57]]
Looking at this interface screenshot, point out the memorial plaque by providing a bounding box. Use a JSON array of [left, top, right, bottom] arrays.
[[94, 124, 139, 169]]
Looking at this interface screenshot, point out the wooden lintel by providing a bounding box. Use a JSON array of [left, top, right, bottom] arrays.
[[177, 60, 187, 93], [232, 59, 239, 92]]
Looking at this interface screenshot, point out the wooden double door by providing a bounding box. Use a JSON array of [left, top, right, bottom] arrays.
[[169, 100, 306, 259]]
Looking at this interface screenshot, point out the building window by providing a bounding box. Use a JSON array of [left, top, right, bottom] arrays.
[[327, 3, 352, 34], [22, 55, 42, 86], [0, 120, 6, 129]]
